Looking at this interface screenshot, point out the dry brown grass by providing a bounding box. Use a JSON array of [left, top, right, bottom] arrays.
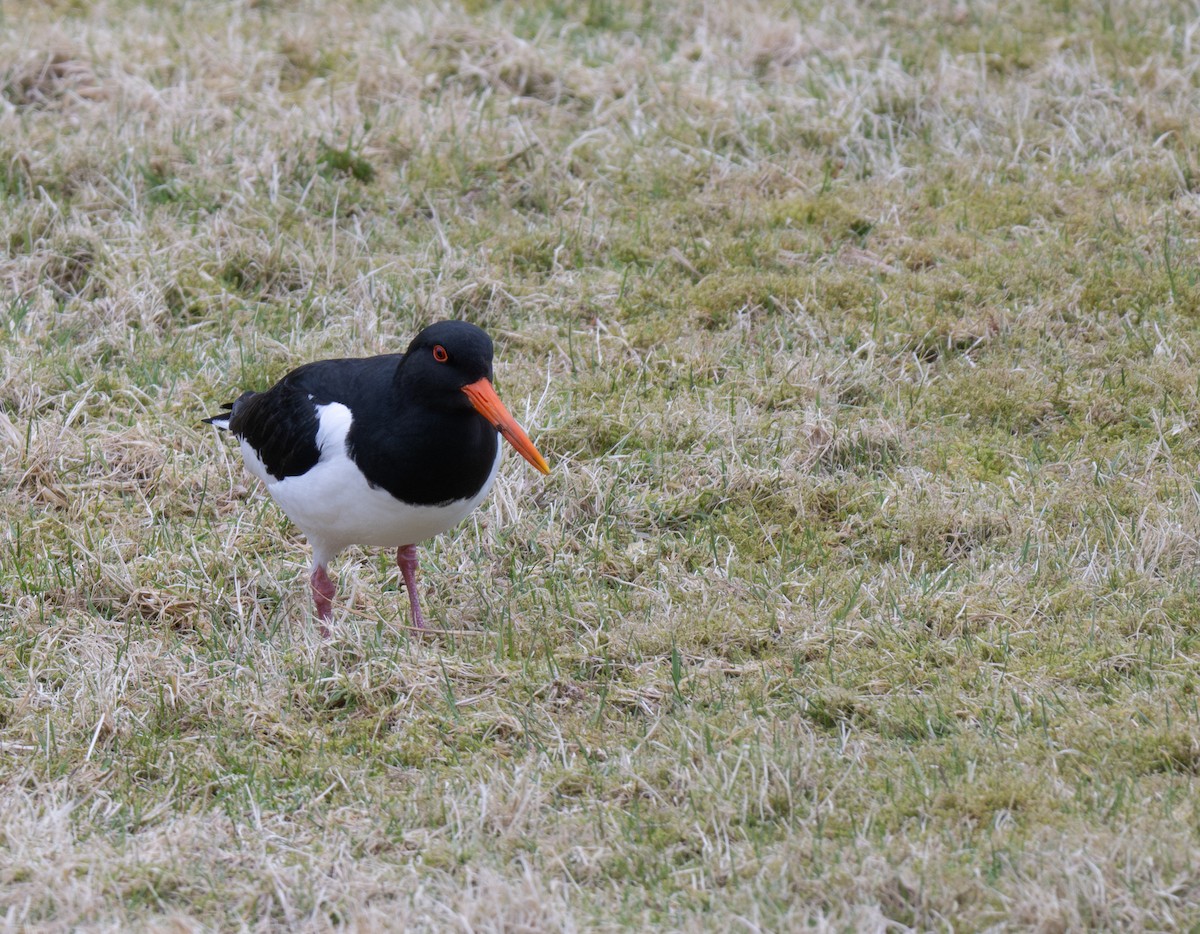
[[6, 0, 1200, 929]]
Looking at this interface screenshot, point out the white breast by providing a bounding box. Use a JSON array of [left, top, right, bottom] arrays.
[[243, 402, 501, 568]]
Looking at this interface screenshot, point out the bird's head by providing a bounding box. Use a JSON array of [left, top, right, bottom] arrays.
[[403, 321, 550, 475]]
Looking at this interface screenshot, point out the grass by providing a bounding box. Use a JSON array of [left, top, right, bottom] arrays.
[[4, 0, 1200, 928]]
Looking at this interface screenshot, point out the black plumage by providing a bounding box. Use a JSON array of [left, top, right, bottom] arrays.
[[205, 321, 549, 631]]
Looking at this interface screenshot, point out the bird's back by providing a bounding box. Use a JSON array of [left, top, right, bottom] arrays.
[[224, 354, 405, 483]]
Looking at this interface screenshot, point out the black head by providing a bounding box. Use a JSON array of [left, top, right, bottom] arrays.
[[398, 321, 495, 408], [396, 319, 550, 475]]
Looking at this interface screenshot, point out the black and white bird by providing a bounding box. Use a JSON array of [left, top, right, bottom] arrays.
[[205, 320, 550, 631]]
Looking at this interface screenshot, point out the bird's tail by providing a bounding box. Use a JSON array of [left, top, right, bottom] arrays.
[[202, 391, 254, 431], [202, 405, 234, 430]]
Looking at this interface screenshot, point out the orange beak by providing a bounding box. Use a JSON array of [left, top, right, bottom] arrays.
[[462, 377, 550, 475]]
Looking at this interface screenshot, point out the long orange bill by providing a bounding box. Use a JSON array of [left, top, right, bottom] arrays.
[[462, 377, 550, 475]]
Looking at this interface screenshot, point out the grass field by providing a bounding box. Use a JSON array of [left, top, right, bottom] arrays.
[[5, 0, 1200, 928]]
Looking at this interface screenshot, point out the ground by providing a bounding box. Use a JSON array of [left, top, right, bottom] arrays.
[[4, 0, 1200, 929]]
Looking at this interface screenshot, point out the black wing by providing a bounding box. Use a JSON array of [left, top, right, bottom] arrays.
[[226, 385, 321, 481], [222, 355, 405, 482]]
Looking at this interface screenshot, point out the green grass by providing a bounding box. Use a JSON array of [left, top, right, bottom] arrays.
[[5, 0, 1200, 928]]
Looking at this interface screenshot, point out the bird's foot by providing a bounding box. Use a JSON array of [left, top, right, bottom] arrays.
[[396, 544, 427, 630], [311, 565, 336, 637]]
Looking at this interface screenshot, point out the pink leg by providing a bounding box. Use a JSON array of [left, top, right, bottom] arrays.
[[311, 564, 336, 636], [396, 545, 427, 629]]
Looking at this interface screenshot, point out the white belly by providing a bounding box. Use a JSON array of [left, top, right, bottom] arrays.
[[239, 402, 501, 566]]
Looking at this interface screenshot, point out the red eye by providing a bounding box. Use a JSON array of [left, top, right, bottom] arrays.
[[433, 345, 448, 363]]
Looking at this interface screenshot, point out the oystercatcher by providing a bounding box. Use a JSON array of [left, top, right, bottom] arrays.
[[204, 320, 550, 631]]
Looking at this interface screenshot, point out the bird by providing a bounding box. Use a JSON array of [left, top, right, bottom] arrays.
[[204, 320, 550, 632]]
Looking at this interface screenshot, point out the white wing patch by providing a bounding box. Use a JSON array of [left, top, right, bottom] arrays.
[[313, 402, 353, 461]]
